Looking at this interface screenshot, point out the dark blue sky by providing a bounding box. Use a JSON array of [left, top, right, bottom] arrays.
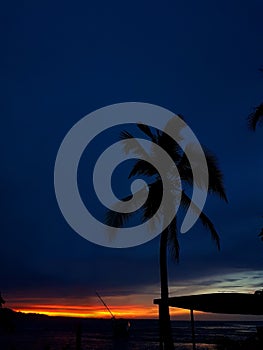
[[1, 0, 263, 317]]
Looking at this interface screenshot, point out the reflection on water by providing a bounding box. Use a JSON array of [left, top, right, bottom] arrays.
[[0, 318, 262, 349]]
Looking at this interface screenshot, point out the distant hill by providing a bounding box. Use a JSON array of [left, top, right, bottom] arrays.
[[0, 307, 52, 333]]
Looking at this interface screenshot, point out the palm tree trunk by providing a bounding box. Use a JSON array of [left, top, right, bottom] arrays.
[[159, 228, 174, 350]]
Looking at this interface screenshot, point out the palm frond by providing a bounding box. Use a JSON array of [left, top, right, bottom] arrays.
[[181, 191, 220, 250], [158, 115, 186, 163], [141, 180, 163, 220], [104, 185, 151, 226], [120, 130, 151, 160], [128, 159, 158, 178], [177, 153, 192, 183], [154, 130, 182, 164], [137, 123, 156, 141], [248, 103, 263, 131], [204, 149, 228, 202], [120, 130, 133, 140], [104, 191, 136, 228], [178, 147, 228, 203], [105, 209, 133, 228]]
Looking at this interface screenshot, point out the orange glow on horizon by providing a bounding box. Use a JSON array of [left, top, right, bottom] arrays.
[[11, 303, 191, 319]]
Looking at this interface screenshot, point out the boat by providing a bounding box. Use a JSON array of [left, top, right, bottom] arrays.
[[112, 317, 130, 338], [96, 292, 130, 338]]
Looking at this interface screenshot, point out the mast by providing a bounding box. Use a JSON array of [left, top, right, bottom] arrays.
[[96, 292, 115, 319]]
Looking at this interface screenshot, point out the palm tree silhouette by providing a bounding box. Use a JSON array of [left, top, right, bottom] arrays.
[[106, 117, 227, 349], [247, 67, 262, 242], [248, 68, 263, 131], [248, 102, 263, 130]]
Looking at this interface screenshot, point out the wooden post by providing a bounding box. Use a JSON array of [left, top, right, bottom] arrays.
[[159, 304, 163, 349], [190, 309, 196, 350], [76, 321, 82, 350]]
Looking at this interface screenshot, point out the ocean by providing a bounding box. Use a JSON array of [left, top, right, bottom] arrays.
[[0, 317, 263, 350]]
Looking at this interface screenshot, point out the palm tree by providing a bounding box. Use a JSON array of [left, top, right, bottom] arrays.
[[106, 118, 227, 349]]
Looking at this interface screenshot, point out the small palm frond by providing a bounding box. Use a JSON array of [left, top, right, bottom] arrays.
[[141, 180, 163, 221], [104, 192, 135, 228], [104, 185, 150, 226], [128, 159, 158, 178], [120, 130, 133, 140], [105, 209, 133, 228], [155, 130, 182, 164], [136, 121, 183, 166], [176, 143, 208, 191], [104, 208, 134, 243], [158, 115, 186, 163], [259, 227, 263, 242], [178, 147, 228, 203], [163, 115, 185, 141], [177, 153, 192, 183], [248, 103, 263, 131], [181, 191, 220, 250], [137, 123, 157, 141], [204, 149, 228, 202], [120, 130, 151, 160]]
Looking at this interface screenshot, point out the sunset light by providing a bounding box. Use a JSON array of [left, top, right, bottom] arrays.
[[11, 303, 190, 319], [2, 0, 263, 349]]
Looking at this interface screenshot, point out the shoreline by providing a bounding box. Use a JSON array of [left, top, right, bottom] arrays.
[[1, 311, 263, 349]]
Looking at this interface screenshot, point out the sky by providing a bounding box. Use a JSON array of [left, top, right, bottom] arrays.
[[1, 0, 263, 320]]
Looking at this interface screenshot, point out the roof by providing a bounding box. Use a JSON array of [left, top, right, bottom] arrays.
[[153, 293, 263, 315]]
